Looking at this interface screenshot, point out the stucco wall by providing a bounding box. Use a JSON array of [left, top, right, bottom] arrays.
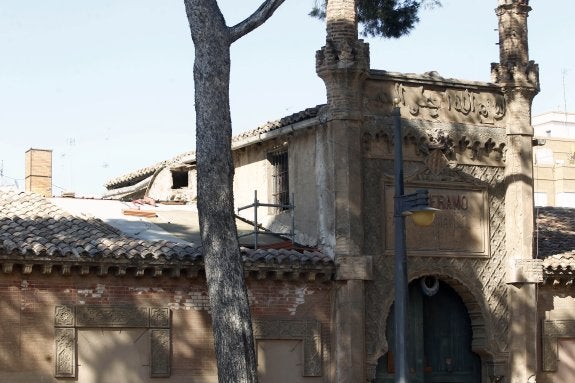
[[537, 285, 575, 383], [233, 130, 319, 247], [147, 166, 197, 202]]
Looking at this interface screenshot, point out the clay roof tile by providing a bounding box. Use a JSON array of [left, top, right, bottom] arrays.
[[0, 190, 333, 272]]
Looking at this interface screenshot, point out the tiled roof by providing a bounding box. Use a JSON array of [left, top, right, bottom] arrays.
[[536, 207, 575, 281], [542, 252, 575, 284], [244, 248, 330, 267], [5, 196, 575, 280], [536, 207, 575, 258], [0, 191, 333, 279], [104, 151, 195, 190], [231, 105, 322, 144], [0, 190, 201, 261], [542, 252, 575, 272], [105, 106, 323, 190]]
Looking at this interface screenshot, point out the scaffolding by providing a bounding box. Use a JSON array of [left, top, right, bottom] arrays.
[[237, 190, 295, 250]]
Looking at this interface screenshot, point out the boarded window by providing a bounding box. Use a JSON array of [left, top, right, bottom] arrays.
[[77, 329, 150, 383], [268, 150, 289, 212], [553, 339, 575, 383]]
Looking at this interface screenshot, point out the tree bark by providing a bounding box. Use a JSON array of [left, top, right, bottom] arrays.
[[183, 1, 285, 382]]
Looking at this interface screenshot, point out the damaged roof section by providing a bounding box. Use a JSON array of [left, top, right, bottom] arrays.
[[104, 151, 196, 191], [0, 191, 333, 280], [104, 105, 323, 193]]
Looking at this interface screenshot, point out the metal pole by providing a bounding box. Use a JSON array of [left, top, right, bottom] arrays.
[[393, 106, 409, 383], [290, 193, 295, 245], [254, 190, 258, 250]]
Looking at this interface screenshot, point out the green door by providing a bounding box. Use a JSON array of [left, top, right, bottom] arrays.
[[373, 278, 481, 383]]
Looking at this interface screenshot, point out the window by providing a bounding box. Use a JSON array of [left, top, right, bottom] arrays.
[[534, 148, 554, 165], [268, 150, 289, 212], [171, 168, 189, 189], [534, 192, 548, 207]]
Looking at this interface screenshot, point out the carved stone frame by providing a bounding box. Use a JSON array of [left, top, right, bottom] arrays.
[[542, 319, 575, 371], [54, 305, 171, 378], [381, 181, 491, 258], [252, 319, 323, 377]]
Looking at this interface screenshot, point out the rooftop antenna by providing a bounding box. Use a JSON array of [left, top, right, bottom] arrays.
[[102, 127, 110, 169], [66, 137, 76, 192], [562, 68, 569, 127], [0, 161, 20, 189]]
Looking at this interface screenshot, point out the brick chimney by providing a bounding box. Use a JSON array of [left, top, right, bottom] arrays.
[[25, 148, 52, 197]]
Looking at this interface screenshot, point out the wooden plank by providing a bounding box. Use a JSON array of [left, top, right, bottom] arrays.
[[122, 209, 157, 218]]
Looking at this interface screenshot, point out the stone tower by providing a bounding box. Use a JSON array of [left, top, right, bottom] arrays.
[[313, 1, 541, 381], [491, 1, 540, 382], [315, 1, 371, 382]]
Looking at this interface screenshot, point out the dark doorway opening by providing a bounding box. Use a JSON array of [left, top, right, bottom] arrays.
[[374, 278, 481, 383], [171, 169, 189, 189]]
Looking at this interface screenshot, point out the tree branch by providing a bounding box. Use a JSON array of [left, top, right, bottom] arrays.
[[229, 0, 287, 43]]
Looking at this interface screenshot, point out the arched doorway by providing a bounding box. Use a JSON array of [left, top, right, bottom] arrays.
[[374, 278, 481, 382]]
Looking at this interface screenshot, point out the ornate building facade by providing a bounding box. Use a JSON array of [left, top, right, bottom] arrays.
[[3, 1, 575, 383]]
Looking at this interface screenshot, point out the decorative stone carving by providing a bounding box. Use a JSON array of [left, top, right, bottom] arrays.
[[511, 259, 543, 283], [542, 320, 575, 371], [55, 328, 75, 378], [396, 83, 442, 118], [150, 308, 170, 328], [53, 305, 171, 379], [381, 183, 490, 257], [316, 39, 369, 71], [364, 164, 509, 380], [54, 305, 75, 327], [150, 329, 171, 377], [364, 80, 507, 127], [76, 306, 149, 327], [425, 149, 450, 175], [2, 263, 13, 273], [252, 319, 322, 377], [362, 117, 506, 166]]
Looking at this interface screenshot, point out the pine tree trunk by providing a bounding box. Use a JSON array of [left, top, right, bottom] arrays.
[[184, 1, 258, 382]]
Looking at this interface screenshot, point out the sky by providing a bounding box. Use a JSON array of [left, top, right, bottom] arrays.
[[0, 0, 573, 196]]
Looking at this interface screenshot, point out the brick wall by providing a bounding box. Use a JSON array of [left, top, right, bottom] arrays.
[[0, 272, 333, 382], [25, 148, 52, 197], [325, 0, 357, 42]]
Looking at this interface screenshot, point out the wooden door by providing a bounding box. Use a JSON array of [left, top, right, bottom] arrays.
[[373, 279, 481, 383]]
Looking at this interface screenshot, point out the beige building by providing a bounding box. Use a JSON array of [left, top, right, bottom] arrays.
[[3, 1, 575, 383], [533, 111, 575, 206]]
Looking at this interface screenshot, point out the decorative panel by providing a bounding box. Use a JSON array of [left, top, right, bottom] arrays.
[[383, 185, 490, 256], [363, 80, 506, 127], [253, 319, 322, 377], [54, 328, 75, 378], [542, 320, 575, 371], [150, 329, 171, 377], [150, 308, 170, 328], [75, 306, 149, 327], [54, 305, 171, 379], [364, 162, 509, 379], [54, 305, 75, 327]]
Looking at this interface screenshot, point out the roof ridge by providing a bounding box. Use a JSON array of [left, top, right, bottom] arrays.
[[104, 105, 323, 190]]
